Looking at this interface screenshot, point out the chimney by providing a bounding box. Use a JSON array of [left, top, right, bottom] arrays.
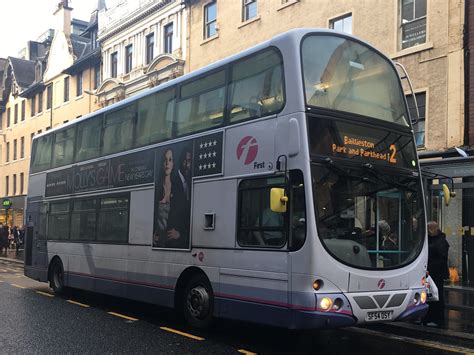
[[54, 0, 73, 36]]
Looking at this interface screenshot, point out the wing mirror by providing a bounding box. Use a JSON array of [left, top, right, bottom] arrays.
[[270, 188, 288, 213]]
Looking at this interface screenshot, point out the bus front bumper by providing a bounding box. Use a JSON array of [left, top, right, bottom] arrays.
[[291, 309, 357, 329], [24, 265, 48, 283]]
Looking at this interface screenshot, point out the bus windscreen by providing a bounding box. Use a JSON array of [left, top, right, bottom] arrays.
[[302, 35, 409, 126]]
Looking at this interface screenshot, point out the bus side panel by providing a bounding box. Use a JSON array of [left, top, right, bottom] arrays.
[[24, 200, 49, 282], [128, 188, 154, 245], [191, 179, 237, 248]]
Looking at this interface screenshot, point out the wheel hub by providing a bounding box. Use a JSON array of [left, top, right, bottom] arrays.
[[186, 286, 209, 319]]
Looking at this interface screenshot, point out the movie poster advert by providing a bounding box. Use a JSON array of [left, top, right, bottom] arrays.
[[153, 140, 193, 249], [45, 150, 155, 197]]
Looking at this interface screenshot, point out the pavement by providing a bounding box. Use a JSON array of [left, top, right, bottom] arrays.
[[1, 250, 473, 348]]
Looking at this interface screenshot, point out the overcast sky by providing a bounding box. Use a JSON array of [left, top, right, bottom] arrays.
[[0, 0, 99, 58]]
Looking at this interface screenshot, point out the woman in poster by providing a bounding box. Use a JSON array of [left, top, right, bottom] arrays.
[[153, 148, 175, 247]]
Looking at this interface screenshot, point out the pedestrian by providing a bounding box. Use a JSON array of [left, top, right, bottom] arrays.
[[423, 221, 450, 327], [16, 226, 25, 252], [0, 223, 8, 254], [11, 225, 18, 250]]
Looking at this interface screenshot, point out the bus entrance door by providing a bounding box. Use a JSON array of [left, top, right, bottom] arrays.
[[24, 202, 49, 282]]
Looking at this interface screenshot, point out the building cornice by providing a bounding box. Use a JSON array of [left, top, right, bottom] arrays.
[[98, 0, 179, 43], [19, 81, 45, 98], [63, 48, 101, 75]]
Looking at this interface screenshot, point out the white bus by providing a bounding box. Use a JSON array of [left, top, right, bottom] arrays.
[[25, 29, 428, 329]]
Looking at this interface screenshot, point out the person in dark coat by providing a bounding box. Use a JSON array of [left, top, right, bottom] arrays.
[[0, 223, 9, 253], [423, 221, 450, 327]]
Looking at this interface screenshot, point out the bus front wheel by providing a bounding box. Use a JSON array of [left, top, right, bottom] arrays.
[[50, 259, 65, 294], [182, 274, 214, 329]]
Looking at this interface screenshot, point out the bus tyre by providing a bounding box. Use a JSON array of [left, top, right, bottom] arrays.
[[50, 260, 65, 294], [182, 274, 214, 329]]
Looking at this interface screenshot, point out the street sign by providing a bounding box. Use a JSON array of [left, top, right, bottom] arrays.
[[2, 199, 12, 208]]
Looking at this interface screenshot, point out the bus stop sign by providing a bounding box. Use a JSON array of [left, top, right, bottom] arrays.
[[2, 199, 12, 208]]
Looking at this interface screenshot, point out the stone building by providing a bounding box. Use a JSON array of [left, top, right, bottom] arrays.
[[0, 1, 101, 226], [96, 0, 187, 107]]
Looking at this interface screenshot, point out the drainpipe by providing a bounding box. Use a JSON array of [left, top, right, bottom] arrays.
[[464, 0, 470, 147], [49, 85, 53, 129]]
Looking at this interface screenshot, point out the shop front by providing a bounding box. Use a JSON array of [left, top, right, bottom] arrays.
[[421, 155, 474, 285], [0, 195, 26, 228]]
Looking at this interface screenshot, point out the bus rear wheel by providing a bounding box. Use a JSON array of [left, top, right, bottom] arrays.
[[182, 274, 214, 329], [50, 259, 65, 294]]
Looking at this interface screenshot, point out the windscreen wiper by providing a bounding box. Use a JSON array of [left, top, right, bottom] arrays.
[[362, 163, 417, 192], [320, 158, 377, 185]]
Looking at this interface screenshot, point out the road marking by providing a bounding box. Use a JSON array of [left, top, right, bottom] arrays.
[[107, 312, 139, 322], [160, 327, 204, 341], [348, 327, 474, 354], [36, 291, 54, 298], [11, 284, 26, 289], [67, 300, 90, 308], [238, 350, 258, 355]]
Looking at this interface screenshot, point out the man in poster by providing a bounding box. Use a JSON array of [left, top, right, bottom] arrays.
[[166, 149, 192, 248]]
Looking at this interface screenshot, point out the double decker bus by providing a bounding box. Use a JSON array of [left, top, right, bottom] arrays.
[[25, 29, 428, 329]]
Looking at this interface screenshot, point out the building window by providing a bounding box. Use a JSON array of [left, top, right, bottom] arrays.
[[46, 85, 52, 110], [31, 96, 36, 117], [125, 45, 133, 74], [204, 2, 217, 39], [164, 23, 173, 54], [13, 174, 16, 196], [13, 139, 17, 161], [76, 72, 83, 97], [242, 0, 257, 22], [38, 91, 43, 113], [94, 64, 100, 90], [406, 92, 426, 147], [111, 52, 118, 78], [20, 136, 25, 159], [64, 76, 70, 102], [91, 29, 98, 50], [20, 173, 24, 195], [146, 33, 154, 65], [7, 108, 10, 127], [14, 104, 18, 124], [5, 176, 9, 196], [6, 142, 10, 163], [330, 13, 352, 34], [31, 132, 35, 144], [21, 101, 25, 121], [401, 0, 426, 49]]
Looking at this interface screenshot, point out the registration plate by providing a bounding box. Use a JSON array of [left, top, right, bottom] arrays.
[[365, 311, 393, 322]]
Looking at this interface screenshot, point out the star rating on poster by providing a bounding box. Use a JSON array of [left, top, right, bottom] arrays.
[[194, 133, 223, 176], [200, 140, 218, 149]]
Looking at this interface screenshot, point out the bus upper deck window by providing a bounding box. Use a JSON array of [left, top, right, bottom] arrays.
[[229, 48, 284, 122]]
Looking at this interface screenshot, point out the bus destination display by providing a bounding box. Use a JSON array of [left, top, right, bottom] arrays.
[[308, 117, 417, 169]]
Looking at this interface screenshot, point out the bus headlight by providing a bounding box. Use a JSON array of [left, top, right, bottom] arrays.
[[333, 297, 343, 311], [414, 293, 420, 305], [420, 290, 427, 304], [320, 297, 333, 311]]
